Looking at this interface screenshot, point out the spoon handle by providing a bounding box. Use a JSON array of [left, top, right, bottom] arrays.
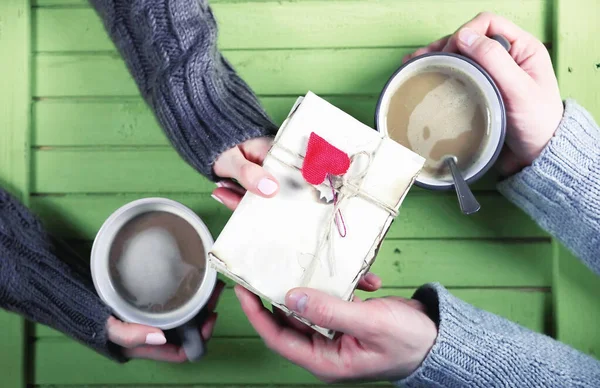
[[446, 158, 481, 215], [491, 35, 511, 51]]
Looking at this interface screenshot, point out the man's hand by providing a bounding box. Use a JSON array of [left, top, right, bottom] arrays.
[[404, 12, 564, 176], [235, 283, 437, 383]]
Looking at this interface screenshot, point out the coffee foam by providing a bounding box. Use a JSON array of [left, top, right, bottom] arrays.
[[406, 75, 483, 165], [116, 226, 198, 309], [384, 64, 491, 180], [109, 211, 206, 313]]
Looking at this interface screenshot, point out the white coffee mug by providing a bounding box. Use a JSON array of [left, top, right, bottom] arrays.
[[91, 197, 217, 361], [375, 36, 509, 190]]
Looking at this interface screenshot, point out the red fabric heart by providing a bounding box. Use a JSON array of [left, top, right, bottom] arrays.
[[301, 132, 351, 185]]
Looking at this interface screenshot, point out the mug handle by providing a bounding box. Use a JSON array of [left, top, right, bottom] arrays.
[[491, 35, 511, 52], [175, 308, 209, 361]]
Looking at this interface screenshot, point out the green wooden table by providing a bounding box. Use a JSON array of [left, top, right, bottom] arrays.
[[0, 0, 599, 387]]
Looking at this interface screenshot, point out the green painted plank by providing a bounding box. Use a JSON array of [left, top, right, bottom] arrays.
[[33, 0, 87, 4], [35, 338, 321, 385], [32, 237, 552, 338], [32, 0, 357, 4], [32, 1, 552, 51], [554, 3, 600, 118], [30, 97, 503, 191], [374, 240, 551, 288], [34, 49, 415, 97], [32, 45, 552, 98], [36, 384, 376, 388], [554, 244, 600, 359], [32, 99, 169, 146], [30, 194, 230, 241], [34, 289, 549, 385], [32, 96, 375, 146], [37, 285, 550, 342], [31, 149, 214, 193], [1, 3, 32, 198], [36, 289, 252, 338], [29, 193, 545, 240], [31, 148, 503, 193], [0, 312, 26, 388], [0, 1, 31, 388], [553, 0, 600, 359]]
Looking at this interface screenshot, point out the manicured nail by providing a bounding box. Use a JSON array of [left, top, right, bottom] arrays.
[[216, 181, 225, 188], [211, 194, 224, 204], [257, 178, 278, 195], [287, 292, 308, 313], [233, 286, 242, 299], [145, 333, 167, 345], [459, 28, 479, 47]]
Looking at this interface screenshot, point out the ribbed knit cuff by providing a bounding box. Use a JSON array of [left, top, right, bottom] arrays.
[[395, 283, 600, 387], [152, 52, 278, 181], [0, 190, 126, 362], [497, 99, 600, 275], [90, 0, 278, 181]]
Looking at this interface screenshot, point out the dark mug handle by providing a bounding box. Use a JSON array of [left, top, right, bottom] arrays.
[[174, 308, 209, 361], [491, 35, 511, 52]]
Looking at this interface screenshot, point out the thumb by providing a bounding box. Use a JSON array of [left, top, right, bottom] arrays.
[[455, 28, 531, 98], [285, 288, 370, 338], [106, 316, 167, 348]]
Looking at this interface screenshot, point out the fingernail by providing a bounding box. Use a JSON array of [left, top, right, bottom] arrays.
[[211, 194, 224, 204], [233, 286, 247, 303], [216, 181, 224, 188], [459, 28, 479, 47], [233, 286, 242, 299], [257, 178, 278, 195], [287, 292, 308, 313], [145, 333, 166, 345], [365, 272, 380, 286]]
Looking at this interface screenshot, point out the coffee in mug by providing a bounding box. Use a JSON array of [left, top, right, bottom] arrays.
[[385, 65, 490, 180], [376, 49, 507, 190], [109, 211, 207, 314]]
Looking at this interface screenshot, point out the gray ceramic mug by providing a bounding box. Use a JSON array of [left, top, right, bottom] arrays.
[[375, 36, 510, 190], [91, 198, 217, 361]]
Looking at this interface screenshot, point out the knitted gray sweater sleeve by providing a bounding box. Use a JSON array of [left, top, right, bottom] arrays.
[[497, 100, 600, 275], [89, 0, 277, 180], [0, 190, 125, 362], [397, 100, 600, 387]]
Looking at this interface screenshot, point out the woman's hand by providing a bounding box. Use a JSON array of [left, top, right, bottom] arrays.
[[235, 282, 437, 383], [404, 12, 564, 176], [106, 280, 225, 362], [212, 137, 278, 208]]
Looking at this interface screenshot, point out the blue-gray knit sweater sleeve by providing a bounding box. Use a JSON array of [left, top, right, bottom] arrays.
[[497, 100, 600, 275], [397, 100, 600, 387], [0, 190, 125, 362], [89, 0, 277, 180]]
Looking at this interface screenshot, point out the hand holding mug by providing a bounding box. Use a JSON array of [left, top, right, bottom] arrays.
[[235, 284, 437, 383], [404, 12, 564, 176], [92, 199, 224, 362], [106, 280, 224, 362]]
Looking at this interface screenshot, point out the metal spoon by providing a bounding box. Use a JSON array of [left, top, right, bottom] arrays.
[[435, 35, 509, 215], [444, 156, 480, 215]]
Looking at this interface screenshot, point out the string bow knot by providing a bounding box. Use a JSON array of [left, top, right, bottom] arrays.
[[268, 131, 397, 287]]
